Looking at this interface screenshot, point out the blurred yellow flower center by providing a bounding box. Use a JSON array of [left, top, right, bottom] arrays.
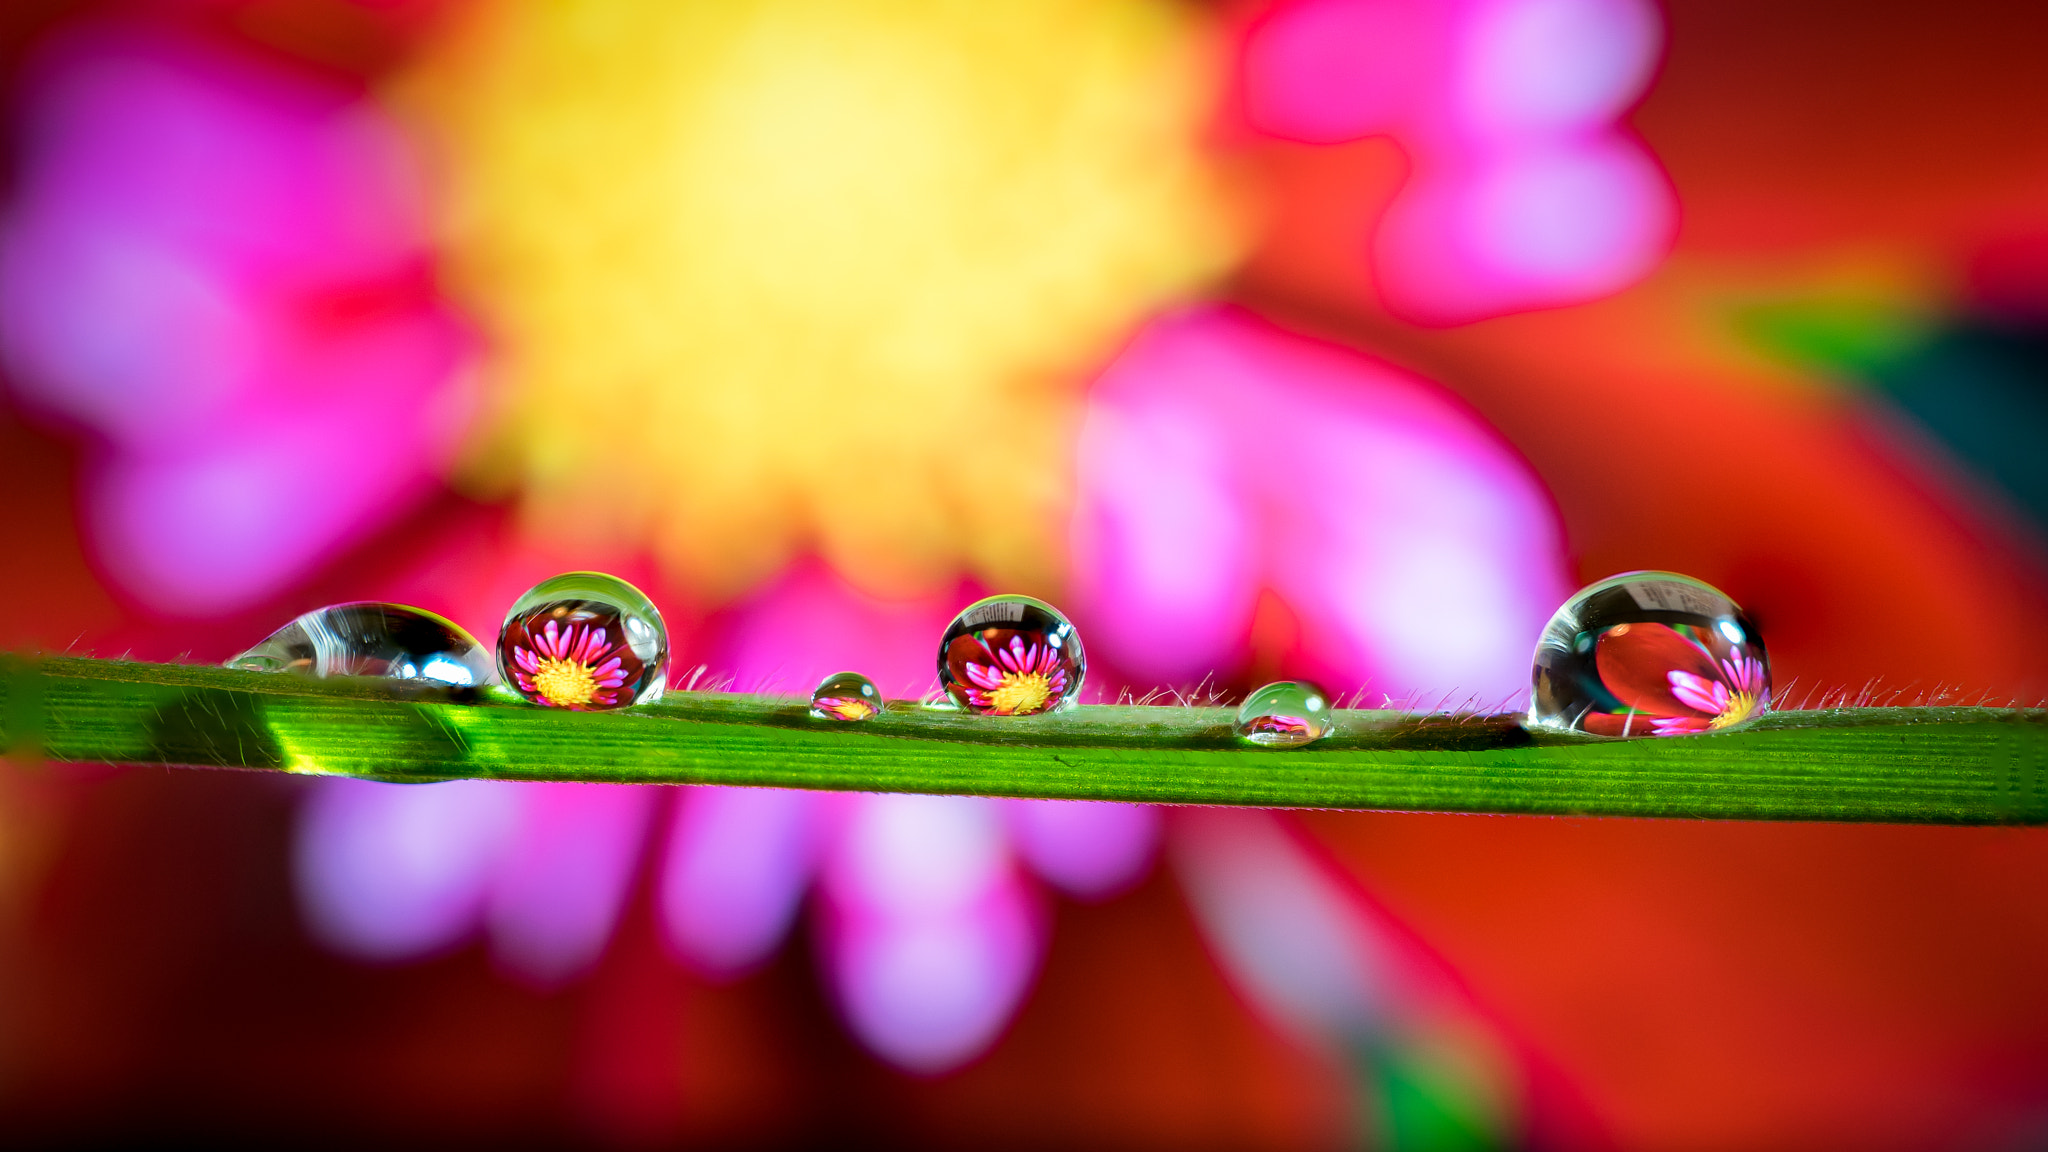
[[533, 657, 600, 707], [406, 0, 1239, 599], [989, 672, 1052, 715]]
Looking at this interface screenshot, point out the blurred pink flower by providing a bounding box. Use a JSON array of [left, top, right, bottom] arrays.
[[1242, 0, 1674, 322], [8, 18, 1576, 1107], [0, 26, 472, 613]]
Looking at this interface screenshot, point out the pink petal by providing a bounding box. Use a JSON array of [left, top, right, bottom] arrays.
[[1073, 308, 1571, 706], [819, 795, 1044, 1074], [536, 620, 565, 660], [1004, 799, 1159, 901], [295, 778, 523, 962], [487, 782, 659, 987], [991, 641, 1021, 675], [1722, 655, 1765, 696], [1667, 670, 1729, 716], [660, 787, 822, 978]]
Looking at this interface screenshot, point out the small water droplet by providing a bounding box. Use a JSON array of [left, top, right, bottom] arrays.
[[937, 595, 1085, 716], [1233, 681, 1333, 746], [1529, 570, 1771, 737], [498, 572, 668, 710], [811, 671, 882, 721], [226, 603, 494, 688]]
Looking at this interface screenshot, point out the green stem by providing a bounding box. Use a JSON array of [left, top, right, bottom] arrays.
[[3, 655, 2043, 824]]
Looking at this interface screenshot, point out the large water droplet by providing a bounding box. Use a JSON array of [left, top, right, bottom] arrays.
[[1233, 681, 1332, 746], [937, 595, 1085, 716], [498, 572, 668, 709], [811, 671, 882, 721], [1529, 570, 1770, 737], [226, 603, 494, 688]]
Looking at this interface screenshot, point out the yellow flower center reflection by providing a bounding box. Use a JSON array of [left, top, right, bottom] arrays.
[[815, 696, 879, 721], [987, 671, 1053, 716], [1710, 691, 1760, 729], [532, 657, 601, 708]]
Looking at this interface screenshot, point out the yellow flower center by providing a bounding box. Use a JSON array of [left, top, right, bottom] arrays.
[[532, 657, 600, 707], [1708, 691, 1758, 729], [988, 672, 1052, 715]]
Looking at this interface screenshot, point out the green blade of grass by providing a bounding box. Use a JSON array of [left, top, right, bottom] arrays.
[[3, 655, 2044, 824]]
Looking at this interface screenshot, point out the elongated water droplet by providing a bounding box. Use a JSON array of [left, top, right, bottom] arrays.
[[937, 595, 1085, 716], [811, 671, 882, 721], [226, 603, 494, 688], [1233, 681, 1332, 746], [498, 572, 668, 709], [1528, 570, 1771, 737]]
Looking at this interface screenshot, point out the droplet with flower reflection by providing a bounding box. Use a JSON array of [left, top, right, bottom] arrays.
[[498, 572, 668, 710], [811, 671, 882, 721], [1529, 571, 1770, 737], [1233, 681, 1332, 746], [227, 603, 495, 689], [937, 595, 1085, 716]]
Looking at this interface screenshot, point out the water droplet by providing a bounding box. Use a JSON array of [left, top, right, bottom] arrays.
[[1233, 681, 1332, 746], [1529, 570, 1770, 737], [498, 572, 668, 710], [811, 671, 882, 721], [937, 595, 1085, 716], [226, 603, 494, 688]]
